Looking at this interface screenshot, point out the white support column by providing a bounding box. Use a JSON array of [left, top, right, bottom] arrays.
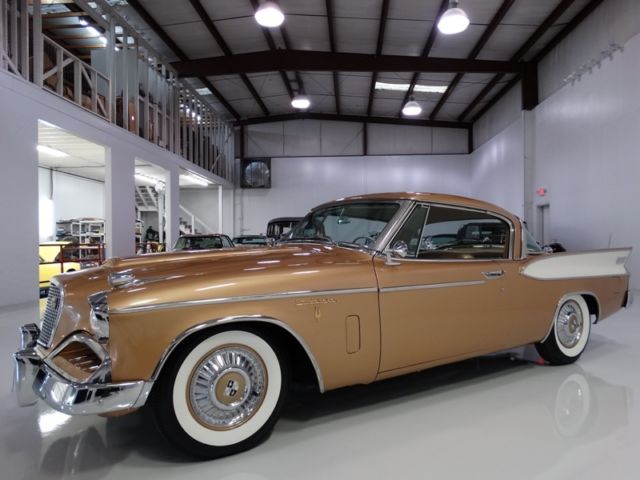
[[165, 166, 180, 249], [105, 146, 135, 259], [218, 184, 223, 234], [0, 93, 38, 307]]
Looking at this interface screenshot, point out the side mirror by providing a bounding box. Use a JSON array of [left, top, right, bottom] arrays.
[[385, 240, 408, 266], [390, 240, 408, 258]]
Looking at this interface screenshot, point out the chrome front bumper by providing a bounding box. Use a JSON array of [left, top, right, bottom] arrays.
[[13, 323, 152, 415]]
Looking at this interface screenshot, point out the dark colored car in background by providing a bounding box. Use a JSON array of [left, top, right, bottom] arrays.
[[173, 234, 234, 251], [233, 235, 268, 247], [266, 217, 302, 240]]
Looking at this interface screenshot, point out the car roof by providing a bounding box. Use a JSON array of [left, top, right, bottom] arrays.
[[314, 192, 517, 222]]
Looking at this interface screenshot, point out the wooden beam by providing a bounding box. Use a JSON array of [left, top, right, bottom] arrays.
[[367, 0, 389, 116], [429, 0, 515, 120], [187, 0, 269, 116], [235, 112, 470, 129], [127, 0, 240, 119], [173, 50, 521, 77], [399, 0, 449, 116], [458, 0, 575, 121]]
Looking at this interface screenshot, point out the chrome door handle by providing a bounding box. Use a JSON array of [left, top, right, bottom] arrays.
[[482, 270, 504, 279]]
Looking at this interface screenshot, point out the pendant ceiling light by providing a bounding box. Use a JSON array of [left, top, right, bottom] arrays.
[[255, 1, 285, 28], [291, 94, 311, 109], [402, 97, 422, 116], [437, 0, 470, 35]]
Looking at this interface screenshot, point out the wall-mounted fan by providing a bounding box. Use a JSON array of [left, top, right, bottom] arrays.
[[241, 158, 271, 188]]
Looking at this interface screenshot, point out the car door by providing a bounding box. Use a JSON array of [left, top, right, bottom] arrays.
[[374, 203, 516, 373]]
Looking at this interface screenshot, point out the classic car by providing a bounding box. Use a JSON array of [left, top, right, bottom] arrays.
[[38, 243, 82, 296], [14, 193, 632, 459], [172, 233, 235, 251], [266, 216, 302, 240], [233, 235, 269, 247]]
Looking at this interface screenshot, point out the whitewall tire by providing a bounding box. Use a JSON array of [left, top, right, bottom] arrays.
[[152, 328, 288, 458], [536, 295, 591, 365]]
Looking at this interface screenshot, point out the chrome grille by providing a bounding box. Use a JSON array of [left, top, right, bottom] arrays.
[[38, 284, 62, 347]]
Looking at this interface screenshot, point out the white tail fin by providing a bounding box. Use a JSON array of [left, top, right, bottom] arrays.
[[522, 248, 632, 280]]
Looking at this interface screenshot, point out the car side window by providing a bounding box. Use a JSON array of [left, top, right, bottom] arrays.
[[391, 204, 510, 260], [222, 236, 233, 248]]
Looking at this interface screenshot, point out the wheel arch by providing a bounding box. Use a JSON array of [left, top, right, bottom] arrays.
[[541, 292, 599, 343], [149, 316, 325, 393]]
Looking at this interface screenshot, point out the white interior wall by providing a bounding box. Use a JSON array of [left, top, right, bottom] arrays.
[[0, 71, 230, 308], [235, 154, 471, 235], [470, 0, 640, 288], [243, 120, 469, 157], [179, 188, 234, 236], [470, 115, 525, 218], [38, 169, 105, 242]]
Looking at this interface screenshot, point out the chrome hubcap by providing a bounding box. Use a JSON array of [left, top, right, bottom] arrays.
[[188, 345, 267, 430], [557, 301, 583, 349]]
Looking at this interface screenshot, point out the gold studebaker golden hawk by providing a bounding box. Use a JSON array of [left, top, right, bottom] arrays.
[[14, 193, 632, 458]]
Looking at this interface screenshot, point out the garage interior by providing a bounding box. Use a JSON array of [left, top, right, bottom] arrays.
[[1, 0, 639, 477]]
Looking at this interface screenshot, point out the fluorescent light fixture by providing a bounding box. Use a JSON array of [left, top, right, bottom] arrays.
[[98, 36, 107, 45], [86, 26, 100, 37], [255, 1, 285, 28], [196, 87, 212, 96], [79, 19, 89, 26], [181, 173, 210, 186], [375, 81, 447, 93], [37, 145, 68, 157], [438, 0, 470, 35], [135, 173, 163, 185], [291, 93, 310, 109], [402, 99, 422, 116]]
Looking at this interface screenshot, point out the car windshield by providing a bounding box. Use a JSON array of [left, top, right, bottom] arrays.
[[235, 237, 267, 245], [284, 202, 400, 249], [174, 236, 224, 251]]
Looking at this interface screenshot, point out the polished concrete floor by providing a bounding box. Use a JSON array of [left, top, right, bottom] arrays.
[[1, 296, 638, 480]]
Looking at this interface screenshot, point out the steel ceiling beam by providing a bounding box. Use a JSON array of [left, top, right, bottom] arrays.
[[248, 0, 299, 100], [127, 0, 240, 119], [367, 0, 390, 117], [398, 0, 449, 117], [429, 0, 515, 120], [470, 0, 604, 123], [458, 0, 575, 121], [325, 0, 340, 114], [172, 51, 521, 77], [187, 0, 269, 116], [235, 112, 470, 129]]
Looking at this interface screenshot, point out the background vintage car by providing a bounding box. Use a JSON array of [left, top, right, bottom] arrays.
[[38, 243, 82, 295], [15, 193, 632, 459]]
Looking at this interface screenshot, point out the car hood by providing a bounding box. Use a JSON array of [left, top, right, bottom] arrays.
[[57, 243, 377, 314]]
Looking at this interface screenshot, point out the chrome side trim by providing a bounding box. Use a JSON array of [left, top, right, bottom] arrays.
[[540, 292, 601, 343], [379, 280, 485, 293], [111, 287, 378, 314], [150, 315, 326, 393]]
